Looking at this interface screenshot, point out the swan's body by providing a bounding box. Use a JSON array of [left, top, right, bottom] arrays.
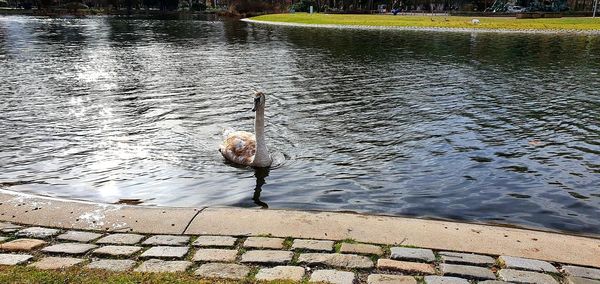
[[219, 92, 272, 168]]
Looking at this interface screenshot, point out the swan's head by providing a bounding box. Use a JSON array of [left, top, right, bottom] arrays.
[[252, 92, 265, 112]]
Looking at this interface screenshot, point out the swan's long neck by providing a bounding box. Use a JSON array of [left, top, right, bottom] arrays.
[[253, 104, 271, 167]]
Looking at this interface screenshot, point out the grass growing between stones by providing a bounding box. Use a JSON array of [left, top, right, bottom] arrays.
[[250, 13, 600, 31], [381, 245, 392, 256], [334, 239, 358, 253], [369, 254, 380, 263], [334, 243, 342, 253], [0, 266, 301, 284], [247, 266, 261, 281], [398, 244, 420, 248], [289, 252, 301, 265], [283, 237, 294, 249]]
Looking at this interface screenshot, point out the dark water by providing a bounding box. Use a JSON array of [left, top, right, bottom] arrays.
[[1, 15, 599, 234]]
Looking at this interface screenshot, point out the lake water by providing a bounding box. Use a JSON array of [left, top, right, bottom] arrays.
[[1, 15, 599, 234]]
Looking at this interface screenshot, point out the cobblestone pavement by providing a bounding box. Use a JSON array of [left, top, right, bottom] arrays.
[[1, 222, 599, 284]]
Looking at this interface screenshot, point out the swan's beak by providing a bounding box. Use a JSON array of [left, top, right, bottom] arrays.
[[252, 97, 260, 112]]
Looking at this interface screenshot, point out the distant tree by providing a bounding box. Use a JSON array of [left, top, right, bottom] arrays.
[[290, 0, 315, 11]]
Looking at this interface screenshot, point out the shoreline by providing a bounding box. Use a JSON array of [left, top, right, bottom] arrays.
[[242, 18, 600, 35], [1, 189, 599, 268]]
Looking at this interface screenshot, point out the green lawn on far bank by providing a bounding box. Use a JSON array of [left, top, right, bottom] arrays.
[[250, 13, 600, 31]]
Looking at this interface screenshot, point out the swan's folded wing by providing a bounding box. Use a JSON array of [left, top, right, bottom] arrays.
[[219, 131, 256, 166]]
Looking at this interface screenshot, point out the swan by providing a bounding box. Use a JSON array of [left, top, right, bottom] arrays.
[[219, 92, 272, 168]]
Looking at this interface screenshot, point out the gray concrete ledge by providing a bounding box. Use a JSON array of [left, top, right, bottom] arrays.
[[0, 189, 200, 234], [1, 189, 599, 268], [241, 18, 600, 35]]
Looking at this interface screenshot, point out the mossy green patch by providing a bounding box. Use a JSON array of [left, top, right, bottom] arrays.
[[250, 13, 600, 31], [381, 245, 392, 256], [283, 237, 294, 249], [289, 252, 300, 265], [247, 266, 260, 281], [333, 243, 342, 253]]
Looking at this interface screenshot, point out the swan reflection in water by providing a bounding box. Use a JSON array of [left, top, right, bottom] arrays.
[[252, 167, 269, 209]]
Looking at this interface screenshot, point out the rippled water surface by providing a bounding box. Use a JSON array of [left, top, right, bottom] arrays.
[[1, 15, 599, 234]]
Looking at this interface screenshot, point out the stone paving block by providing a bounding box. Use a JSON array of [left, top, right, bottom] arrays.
[[142, 235, 190, 246], [390, 247, 435, 262], [41, 243, 98, 255], [29, 257, 85, 270], [240, 250, 293, 264], [57, 231, 103, 243], [0, 222, 22, 233], [194, 263, 250, 280], [243, 237, 284, 249], [135, 259, 192, 273], [16, 227, 60, 239], [86, 259, 136, 272], [367, 274, 417, 284], [92, 245, 143, 257], [140, 246, 188, 259], [563, 265, 600, 280], [424, 276, 470, 284], [96, 234, 144, 245], [340, 243, 383, 255], [192, 249, 238, 262], [0, 238, 46, 251], [498, 269, 559, 284], [255, 266, 305, 282], [291, 239, 334, 252], [193, 236, 237, 247], [310, 269, 355, 284], [0, 253, 33, 265], [0, 237, 7, 243], [376, 259, 436, 274], [439, 251, 495, 266], [499, 255, 558, 273], [299, 252, 374, 269], [478, 281, 511, 284], [440, 263, 496, 280], [567, 277, 600, 284]]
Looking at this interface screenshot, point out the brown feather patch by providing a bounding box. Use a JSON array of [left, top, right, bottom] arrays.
[[219, 131, 256, 166]]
